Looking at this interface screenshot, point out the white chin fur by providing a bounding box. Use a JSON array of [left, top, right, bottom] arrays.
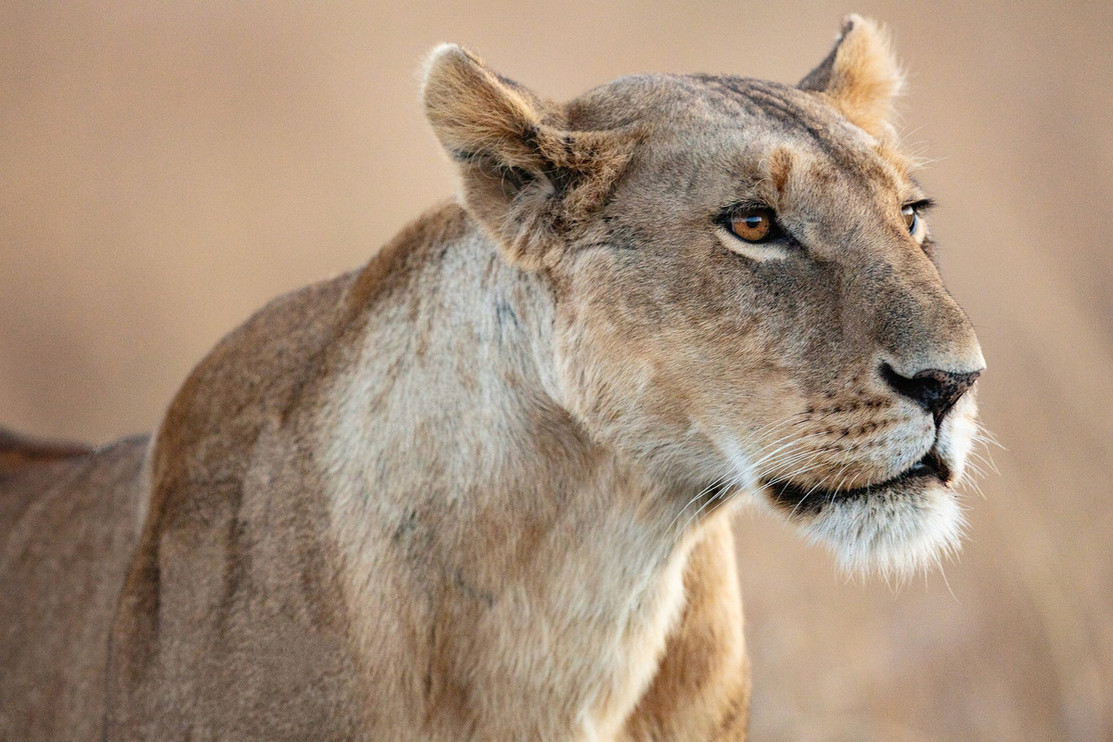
[[798, 485, 965, 579]]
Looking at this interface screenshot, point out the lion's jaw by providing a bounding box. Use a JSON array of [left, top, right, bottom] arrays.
[[720, 388, 982, 577]]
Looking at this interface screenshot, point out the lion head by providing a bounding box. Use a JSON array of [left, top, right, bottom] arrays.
[[423, 15, 984, 576]]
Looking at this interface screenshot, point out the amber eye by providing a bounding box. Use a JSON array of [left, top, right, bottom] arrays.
[[728, 208, 776, 243], [901, 203, 919, 234]]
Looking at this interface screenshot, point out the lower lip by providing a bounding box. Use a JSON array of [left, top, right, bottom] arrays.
[[765, 464, 945, 514]]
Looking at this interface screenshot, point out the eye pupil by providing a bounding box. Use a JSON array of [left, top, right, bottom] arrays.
[[729, 208, 775, 242]]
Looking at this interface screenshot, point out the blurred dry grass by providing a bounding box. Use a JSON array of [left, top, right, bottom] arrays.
[[1, 2, 1110, 740]]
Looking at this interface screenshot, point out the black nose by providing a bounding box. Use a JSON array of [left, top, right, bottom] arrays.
[[881, 364, 981, 425]]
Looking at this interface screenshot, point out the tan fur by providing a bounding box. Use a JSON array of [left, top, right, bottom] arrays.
[[799, 14, 905, 138], [0, 17, 982, 741]]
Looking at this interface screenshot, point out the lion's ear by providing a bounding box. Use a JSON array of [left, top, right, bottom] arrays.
[[423, 45, 636, 270], [798, 15, 904, 137]]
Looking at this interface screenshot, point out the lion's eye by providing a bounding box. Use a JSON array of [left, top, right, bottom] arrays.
[[901, 199, 934, 243], [728, 208, 777, 243], [901, 204, 918, 234]]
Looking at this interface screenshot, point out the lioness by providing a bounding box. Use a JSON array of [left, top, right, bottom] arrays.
[[0, 15, 983, 741]]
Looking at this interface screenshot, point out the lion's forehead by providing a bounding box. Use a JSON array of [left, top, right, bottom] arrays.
[[571, 73, 911, 207]]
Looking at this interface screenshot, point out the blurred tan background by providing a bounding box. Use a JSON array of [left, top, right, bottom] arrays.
[[1, 2, 1110, 740]]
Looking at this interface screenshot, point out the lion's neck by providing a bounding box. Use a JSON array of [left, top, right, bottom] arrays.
[[320, 210, 691, 570], [313, 208, 700, 737]]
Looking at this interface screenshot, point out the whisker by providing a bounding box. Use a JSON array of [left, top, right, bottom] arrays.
[[667, 474, 728, 535], [788, 470, 841, 520]]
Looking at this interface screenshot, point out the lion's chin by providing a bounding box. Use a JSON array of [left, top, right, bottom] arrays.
[[763, 464, 965, 578]]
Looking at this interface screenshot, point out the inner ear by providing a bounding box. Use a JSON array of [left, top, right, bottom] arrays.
[[798, 14, 904, 137]]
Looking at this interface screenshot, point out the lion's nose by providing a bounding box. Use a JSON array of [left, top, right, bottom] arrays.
[[880, 364, 982, 425]]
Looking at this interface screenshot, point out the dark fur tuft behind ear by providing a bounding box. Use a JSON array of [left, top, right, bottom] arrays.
[[799, 15, 904, 137], [422, 45, 638, 269]]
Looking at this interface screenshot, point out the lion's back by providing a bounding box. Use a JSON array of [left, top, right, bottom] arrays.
[[0, 435, 149, 741]]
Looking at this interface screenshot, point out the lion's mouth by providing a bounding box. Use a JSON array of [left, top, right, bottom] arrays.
[[765, 449, 951, 513]]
